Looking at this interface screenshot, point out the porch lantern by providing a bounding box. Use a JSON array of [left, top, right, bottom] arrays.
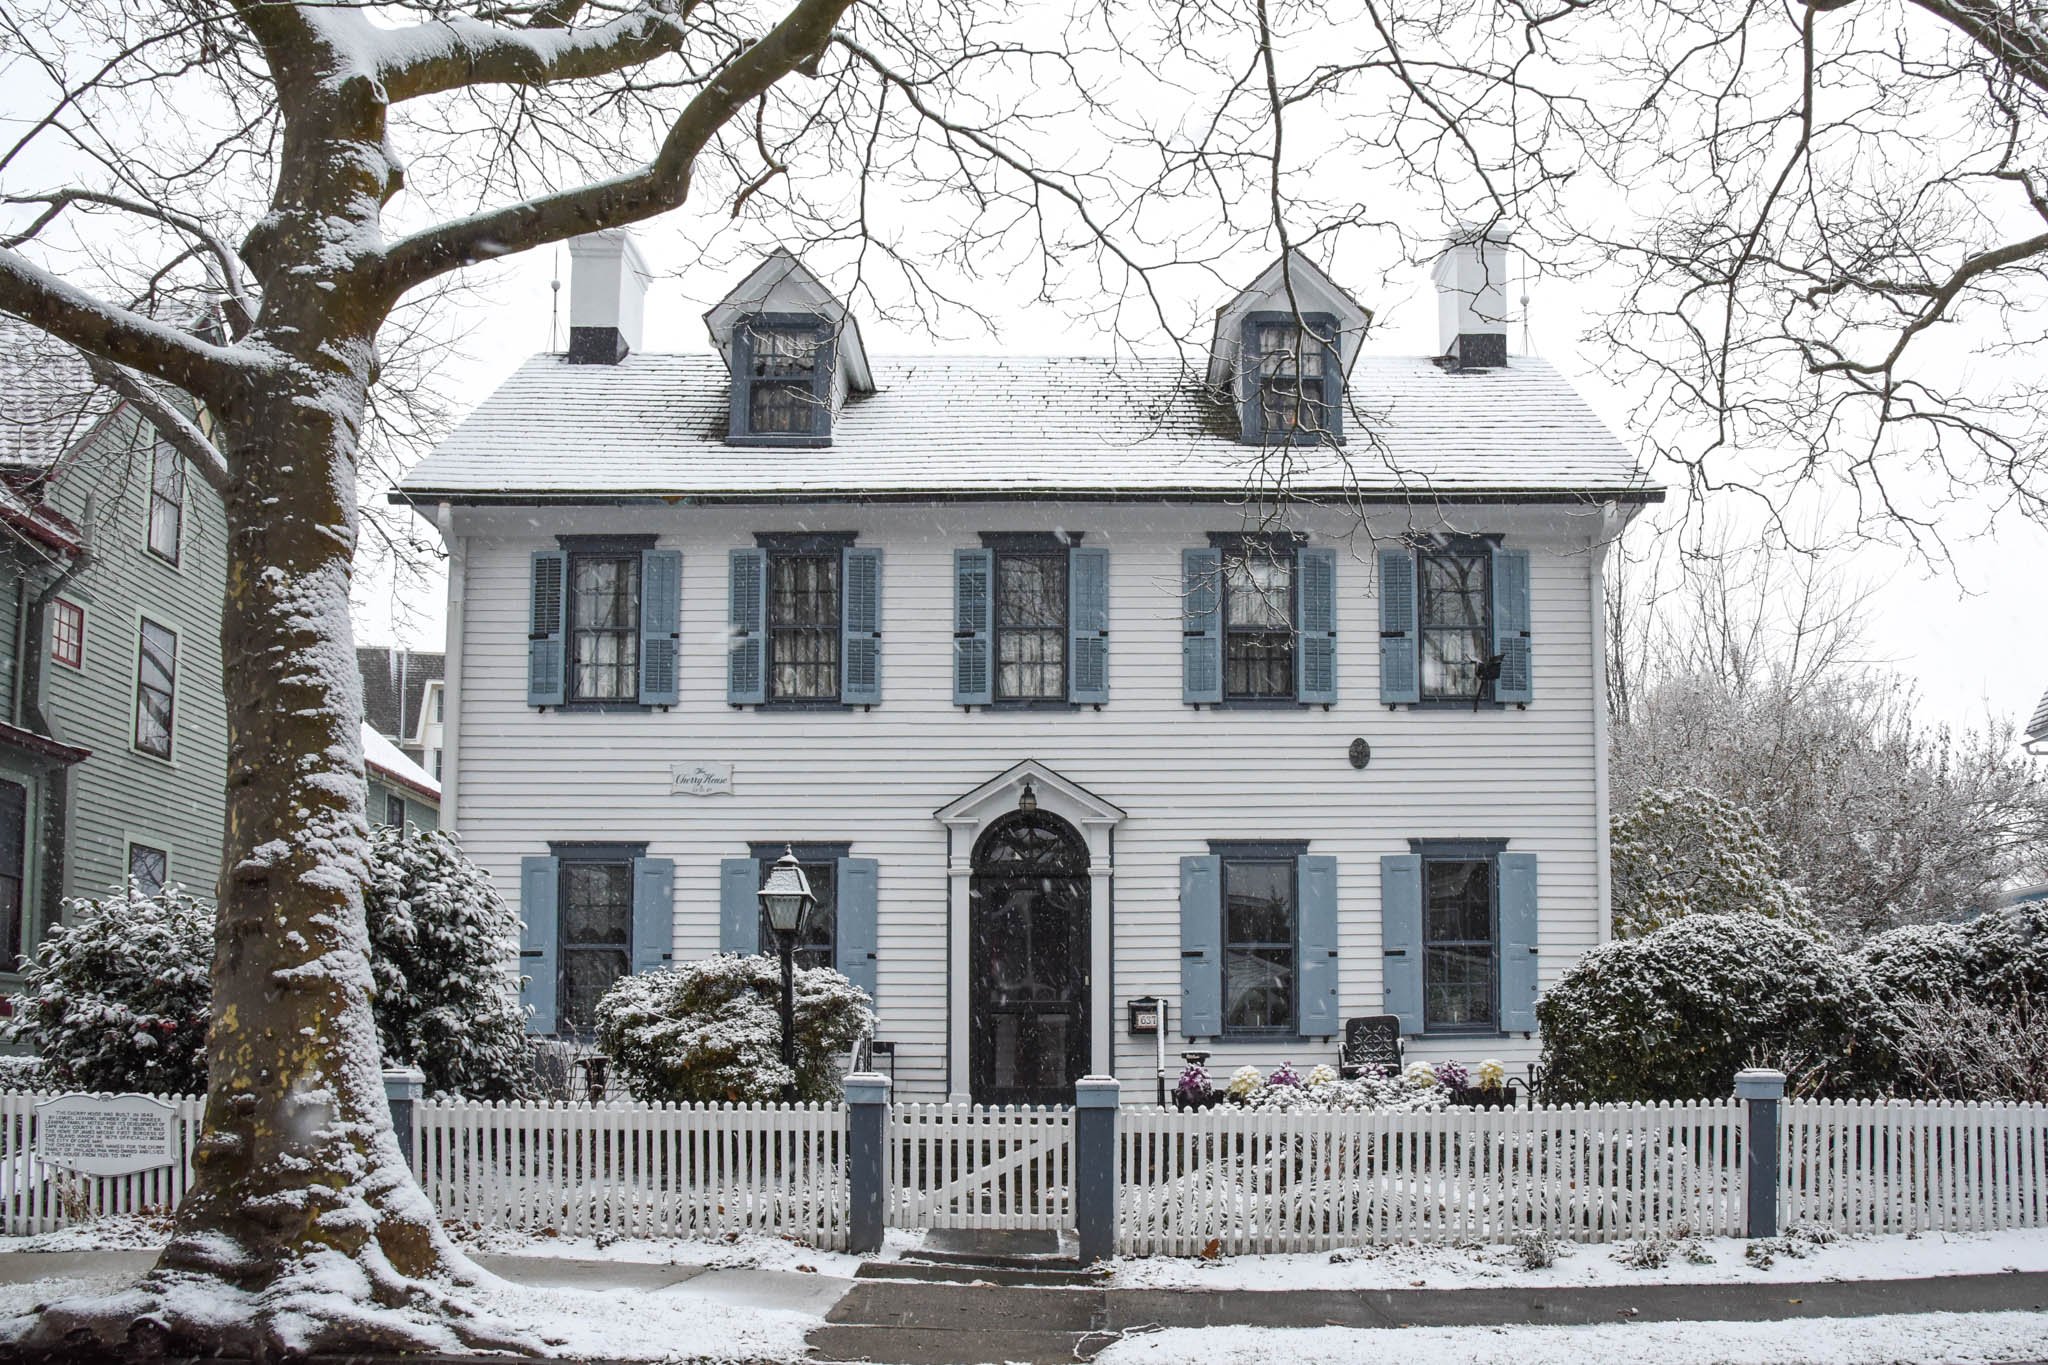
[[1016, 779, 1038, 813], [758, 847, 816, 1103]]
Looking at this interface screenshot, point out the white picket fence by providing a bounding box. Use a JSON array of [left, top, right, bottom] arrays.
[[413, 1098, 849, 1249], [1117, 1101, 1747, 1253], [886, 1103, 1073, 1230], [1782, 1100, 2048, 1234], [0, 1090, 206, 1235]]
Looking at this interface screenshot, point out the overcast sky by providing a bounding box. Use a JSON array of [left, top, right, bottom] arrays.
[[360, 229, 2048, 740]]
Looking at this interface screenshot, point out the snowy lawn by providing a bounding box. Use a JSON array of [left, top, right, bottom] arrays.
[[0, 1262, 821, 1362], [1106, 1227, 2048, 1291], [444, 1221, 915, 1277], [1092, 1312, 2048, 1365]]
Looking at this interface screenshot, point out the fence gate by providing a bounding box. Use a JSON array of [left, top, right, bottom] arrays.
[[887, 1103, 1073, 1230]]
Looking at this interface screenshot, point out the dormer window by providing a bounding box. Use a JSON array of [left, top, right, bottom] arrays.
[[1241, 312, 1341, 445], [729, 313, 834, 446]]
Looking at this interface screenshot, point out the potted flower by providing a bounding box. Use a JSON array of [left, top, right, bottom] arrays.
[[1173, 1061, 1219, 1110]]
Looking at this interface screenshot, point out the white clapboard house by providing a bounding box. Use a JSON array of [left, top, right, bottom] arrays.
[[398, 231, 1656, 1104]]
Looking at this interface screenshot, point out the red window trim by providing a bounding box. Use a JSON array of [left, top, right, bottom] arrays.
[[51, 599, 84, 669]]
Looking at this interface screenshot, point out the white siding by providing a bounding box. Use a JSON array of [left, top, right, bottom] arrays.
[[450, 501, 1607, 1099]]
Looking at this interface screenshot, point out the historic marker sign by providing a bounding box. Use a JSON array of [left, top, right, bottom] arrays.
[[35, 1093, 178, 1177]]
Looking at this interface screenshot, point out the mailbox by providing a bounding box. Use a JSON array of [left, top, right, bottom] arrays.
[[1127, 996, 1162, 1035]]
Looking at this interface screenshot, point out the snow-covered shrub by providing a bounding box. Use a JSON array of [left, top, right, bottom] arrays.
[[1513, 1232, 1560, 1269], [1226, 1065, 1264, 1098], [1610, 788, 1814, 939], [1858, 920, 1975, 1005], [0, 1053, 47, 1090], [1863, 898, 2048, 1008], [1305, 1064, 1338, 1088], [1611, 1237, 1672, 1269], [363, 823, 530, 1099], [4, 887, 212, 1094], [1536, 913, 1900, 1103], [594, 953, 873, 1104], [1237, 1068, 1448, 1114], [1886, 988, 2048, 1102]]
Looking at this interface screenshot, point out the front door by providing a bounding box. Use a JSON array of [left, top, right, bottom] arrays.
[[969, 811, 1090, 1106]]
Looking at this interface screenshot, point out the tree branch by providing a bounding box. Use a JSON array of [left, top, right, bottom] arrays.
[[376, 0, 853, 300], [84, 358, 233, 495], [0, 250, 248, 400], [3, 189, 256, 337], [1907, 0, 2048, 99], [378, 0, 700, 104]]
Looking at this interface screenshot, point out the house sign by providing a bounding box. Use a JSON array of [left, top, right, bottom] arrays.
[[34, 1093, 178, 1177], [670, 762, 735, 797]]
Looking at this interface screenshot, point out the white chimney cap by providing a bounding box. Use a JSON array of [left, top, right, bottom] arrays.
[[566, 230, 650, 362]]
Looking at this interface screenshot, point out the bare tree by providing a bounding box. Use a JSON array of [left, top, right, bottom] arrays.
[[0, 0, 1183, 1353]]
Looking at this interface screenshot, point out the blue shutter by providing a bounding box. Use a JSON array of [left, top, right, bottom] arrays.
[[1318, 322, 1344, 442], [1297, 546, 1337, 704], [1378, 549, 1419, 705], [631, 857, 674, 974], [1492, 547, 1532, 704], [1179, 855, 1223, 1037], [952, 549, 992, 707], [719, 857, 761, 954], [1499, 853, 1540, 1032], [842, 546, 883, 705], [519, 856, 559, 1034], [1068, 546, 1109, 704], [837, 857, 879, 1004], [1379, 853, 1423, 1033], [810, 328, 837, 440], [638, 549, 681, 706], [1296, 854, 1340, 1036], [726, 325, 754, 443], [527, 551, 566, 707], [1181, 548, 1222, 704], [727, 549, 766, 705]]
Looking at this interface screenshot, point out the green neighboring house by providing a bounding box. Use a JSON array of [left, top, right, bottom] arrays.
[[0, 316, 231, 994], [364, 722, 440, 832]]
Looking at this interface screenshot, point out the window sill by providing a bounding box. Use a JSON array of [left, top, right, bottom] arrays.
[[725, 433, 833, 448], [545, 701, 656, 714], [1192, 698, 1323, 710], [751, 700, 859, 712], [985, 699, 1082, 712], [1187, 1033, 1342, 1047], [1402, 699, 1513, 711]]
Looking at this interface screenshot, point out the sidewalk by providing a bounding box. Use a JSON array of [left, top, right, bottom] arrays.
[[811, 1270, 2048, 1363]]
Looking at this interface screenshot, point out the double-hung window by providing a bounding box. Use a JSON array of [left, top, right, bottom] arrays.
[[1238, 311, 1342, 445], [1182, 537, 1336, 706], [995, 548, 1068, 701], [1423, 856, 1497, 1032], [147, 440, 183, 563], [1224, 545, 1295, 701], [1222, 855, 1297, 1034], [557, 856, 633, 1035], [1377, 541, 1532, 706], [134, 619, 176, 758], [729, 536, 882, 707], [769, 549, 840, 702], [518, 845, 674, 1037], [719, 846, 878, 1003], [568, 552, 640, 701], [129, 842, 168, 899], [1418, 547, 1490, 702], [526, 540, 681, 709], [729, 314, 834, 445], [51, 599, 83, 668]]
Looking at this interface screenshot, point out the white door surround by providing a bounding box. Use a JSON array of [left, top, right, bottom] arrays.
[[934, 759, 1125, 1101]]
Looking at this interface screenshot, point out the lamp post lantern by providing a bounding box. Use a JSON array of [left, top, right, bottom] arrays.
[[758, 847, 816, 1103]]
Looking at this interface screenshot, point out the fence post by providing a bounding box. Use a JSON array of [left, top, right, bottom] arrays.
[[1074, 1075, 1120, 1264], [845, 1071, 891, 1255], [1735, 1067, 1785, 1238], [383, 1066, 425, 1175]]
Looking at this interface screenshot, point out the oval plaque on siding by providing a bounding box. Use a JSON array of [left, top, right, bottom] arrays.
[[34, 1093, 178, 1176], [1348, 738, 1372, 770]]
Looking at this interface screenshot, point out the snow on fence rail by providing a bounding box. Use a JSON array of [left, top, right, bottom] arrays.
[[1782, 1100, 2048, 1234], [1117, 1101, 1748, 1253], [414, 1098, 849, 1250], [0, 1090, 205, 1236], [886, 1102, 1073, 1231]]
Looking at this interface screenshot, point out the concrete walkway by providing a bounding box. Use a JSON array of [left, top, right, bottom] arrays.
[[811, 1270, 2048, 1364], [3, 1250, 2044, 1364]]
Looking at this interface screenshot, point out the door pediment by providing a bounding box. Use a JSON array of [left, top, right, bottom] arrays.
[[933, 759, 1125, 836]]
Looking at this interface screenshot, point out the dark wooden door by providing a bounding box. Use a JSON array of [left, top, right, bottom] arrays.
[[969, 811, 1090, 1106]]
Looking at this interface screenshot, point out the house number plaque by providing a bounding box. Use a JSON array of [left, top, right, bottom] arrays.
[[671, 762, 734, 797]]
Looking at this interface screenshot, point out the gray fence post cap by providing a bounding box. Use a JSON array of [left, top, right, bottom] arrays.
[[382, 1066, 426, 1101], [844, 1072, 892, 1106], [1733, 1068, 1786, 1100], [1074, 1076, 1121, 1109]]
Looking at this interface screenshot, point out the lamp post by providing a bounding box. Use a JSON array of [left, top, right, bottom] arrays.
[[758, 847, 816, 1104]]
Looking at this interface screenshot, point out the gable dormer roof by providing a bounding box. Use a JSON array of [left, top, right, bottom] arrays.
[[1204, 253, 1374, 395], [702, 249, 875, 394]]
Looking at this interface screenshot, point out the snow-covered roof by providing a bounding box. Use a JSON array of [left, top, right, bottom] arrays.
[[2028, 688, 2048, 746], [0, 315, 113, 471], [362, 722, 440, 802], [397, 352, 1653, 503]]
